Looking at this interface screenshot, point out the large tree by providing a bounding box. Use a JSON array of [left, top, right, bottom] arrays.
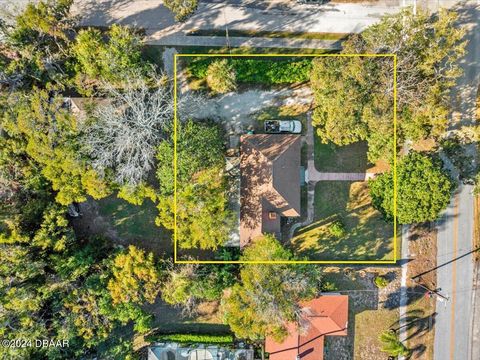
[[0, 0, 75, 88], [222, 235, 322, 341], [156, 119, 232, 250], [71, 24, 147, 93], [1, 89, 110, 205], [311, 8, 466, 163], [107, 245, 160, 305], [84, 75, 204, 187], [369, 152, 453, 224]]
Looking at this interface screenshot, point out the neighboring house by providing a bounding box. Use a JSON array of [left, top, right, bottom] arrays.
[[64, 97, 111, 121], [239, 134, 302, 247], [266, 295, 349, 360], [147, 343, 254, 360]]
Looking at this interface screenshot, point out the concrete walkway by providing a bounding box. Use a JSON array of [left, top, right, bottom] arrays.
[[307, 167, 376, 181], [289, 116, 377, 239]]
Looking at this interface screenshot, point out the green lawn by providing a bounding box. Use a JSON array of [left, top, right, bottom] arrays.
[[186, 29, 350, 41], [149, 45, 337, 55], [314, 135, 370, 172], [291, 181, 395, 261], [97, 195, 172, 256]]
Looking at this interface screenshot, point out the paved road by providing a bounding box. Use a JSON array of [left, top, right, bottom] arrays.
[[70, 0, 406, 47], [434, 2, 480, 360]]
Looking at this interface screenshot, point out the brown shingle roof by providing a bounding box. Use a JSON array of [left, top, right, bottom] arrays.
[[239, 134, 301, 247]]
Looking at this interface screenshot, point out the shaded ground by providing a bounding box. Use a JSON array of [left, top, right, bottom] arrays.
[[73, 196, 172, 257], [322, 267, 401, 360], [290, 181, 395, 261], [314, 138, 370, 173]]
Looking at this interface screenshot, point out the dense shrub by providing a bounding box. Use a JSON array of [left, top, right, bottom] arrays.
[[206, 59, 237, 94], [147, 333, 234, 344], [369, 152, 453, 224], [374, 276, 389, 288], [164, 0, 198, 21], [328, 220, 346, 238], [188, 58, 312, 85]]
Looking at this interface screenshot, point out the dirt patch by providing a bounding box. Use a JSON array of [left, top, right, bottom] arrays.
[[474, 196, 480, 262], [367, 158, 390, 174], [411, 138, 438, 153], [72, 197, 120, 242]]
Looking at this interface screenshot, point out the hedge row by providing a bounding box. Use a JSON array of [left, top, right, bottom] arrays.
[[187, 58, 312, 84], [148, 333, 234, 345]]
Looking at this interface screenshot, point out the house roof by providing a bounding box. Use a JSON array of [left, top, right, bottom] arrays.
[[239, 134, 301, 247], [265, 295, 349, 360]]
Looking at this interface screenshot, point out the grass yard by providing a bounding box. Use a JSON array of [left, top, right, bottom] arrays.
[[314, 137, 370, 172], [186, 29, 350, 41], [97, 195, 172, 256], [291, 181, 396, 261]]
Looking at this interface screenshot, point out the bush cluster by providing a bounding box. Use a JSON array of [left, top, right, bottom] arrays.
[[206, 59, 237, 94], [188, 58, 312, 85], [148, 333, 234, 345], [328, 220, 346, 238], [374, 276, 389, 288]]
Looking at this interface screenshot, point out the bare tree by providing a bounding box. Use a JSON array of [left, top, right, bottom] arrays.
[[83, 73, 204, 186]]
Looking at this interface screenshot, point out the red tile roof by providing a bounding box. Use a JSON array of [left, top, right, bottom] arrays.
[[266, 295, 348, 360]]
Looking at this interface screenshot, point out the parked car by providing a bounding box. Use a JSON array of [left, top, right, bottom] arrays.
[[264, 120, 302, 134]]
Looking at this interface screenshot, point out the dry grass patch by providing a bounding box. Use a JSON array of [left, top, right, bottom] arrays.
[[404, 223, 437, 359], [354, 308, 399, 360]]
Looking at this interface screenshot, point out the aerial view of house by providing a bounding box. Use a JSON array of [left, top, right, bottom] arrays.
[[266, 294, 348, 360], [0, 1, 478, 360], [239, 134, 301, 247]]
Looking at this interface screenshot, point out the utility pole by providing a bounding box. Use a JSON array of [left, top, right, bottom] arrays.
[[411, 276, 449, 301], [223, 4, 231, 52]]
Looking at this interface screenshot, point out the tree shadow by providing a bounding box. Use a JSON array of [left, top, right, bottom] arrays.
[[382, 286, 425, 310]]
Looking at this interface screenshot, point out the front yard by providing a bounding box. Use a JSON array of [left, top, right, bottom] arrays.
[[314, 138, 370, 173], [290, 181, 396, 261], [322, 268, 401, 360]]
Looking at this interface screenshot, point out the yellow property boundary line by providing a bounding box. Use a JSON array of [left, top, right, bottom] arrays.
[[173, 53, 397, 264]]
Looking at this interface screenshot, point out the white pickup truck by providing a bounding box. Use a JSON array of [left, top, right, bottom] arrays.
[[264, 120, 302, 134]]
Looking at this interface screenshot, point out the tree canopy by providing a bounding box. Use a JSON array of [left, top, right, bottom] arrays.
[[206, 59, 237, 94], [71, 25, 147, 92], [311, 8, 466, 163], [0, 0, 75, 87], [1, 88, 110, 205], [163, 0, 198, 22], [222, 235, 322, 341], [156, 120, 232, 250], [369, 152, 453, 224]]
